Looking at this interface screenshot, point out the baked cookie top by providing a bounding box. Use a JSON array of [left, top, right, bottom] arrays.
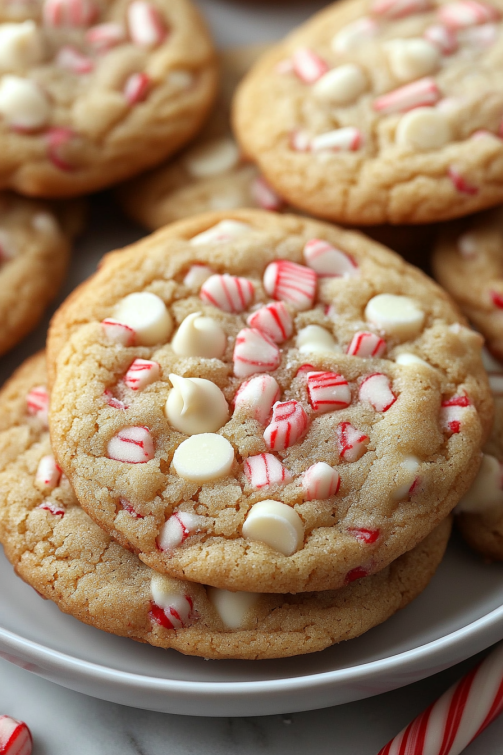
[[0, 0, 217, 197], [47, 209, 490, 593], [0, 191, 75, 356], [0, 352, 451, 660], [233, 0, 503, 225], [433, 206, 503, 361], [118, 45, 287, 230]]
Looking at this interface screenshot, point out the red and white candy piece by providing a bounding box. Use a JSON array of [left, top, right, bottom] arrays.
[[35, 455, 61, 489], [247, 301, 292, 343], [101, 318, 136, 346], [291, 47, 329, 83], [45, 127, 75, 172], [448, 166, 478, 195], [124, 72, 150, 105], [242, 499, 304, 556], [200, 273, 254, 313], [233, 374, 280, 424], [438, 0, 500, 29], [263, 260, 316, 311], [440, 395, 471, 434], [307, 371, 351, 413], [157, 511, 202, 552], [303, 239, 359, 278], [371, 0, 432, 19], [0, 715, 32, 755], [119, 498, 143, 518], [244, 453, 292, 489], [491, 290, 503, 309], [43, 0, 98, 28], [310, 127, 363, 153], [127, 1, 167, 48], [337, 421, 369, 462], [263, 400, 309, 451], [392, 455, 420, 500], [114, 292, 172, 346], [124, 359, 160, 390], [459, 21, 498, 46], [251, 175, 284, 211], [373, 77, 440, 114], [290, 129, 311, 152], [457, 453, 503, 513], [183, 264, 213, 288], [302, 462, 340, 500], [332, 17, 378, 53], [424, 24, 458, 54], [0, 76, 50, 130], [104, 389, 127, 410], [359, 373, 397, 412], [150, 573, 194, 629], [347, 331, 386, 358], [26, 386, 49, 426], [190, 219, 251, 246], [86, 22, 126, 51], [56, 46, 94, 74], [233, 328, 280, 378], [37, 499, 65, 516], [107, 426, 155, 463], [348, 527, 380, 543]]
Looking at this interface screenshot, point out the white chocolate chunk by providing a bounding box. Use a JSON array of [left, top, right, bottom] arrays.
[[150, 573, 193, 629], [185, 137, 240, 178], [365, 294, 425, 340], [392, 455, 420, 500], [165, 375, 229, 435], [395, 352, 431, 368], [207, 588, 260, 629], [296, 325, 341, 354], [396, 107, 452, 151], [332, 17, 377, 53], [172, 433, 234, 482], [385, 38, 440, 82], [242, 500, 304, 556], [190, 220, 251, 246], [313, 64, 367, 105], [171, 312, 226, 359], [457, 454, 503, 514], [183, 264, 213, 288], [0, 21, 44, 70], [113, 292, 172, 346], [0, 75, 50, 129]]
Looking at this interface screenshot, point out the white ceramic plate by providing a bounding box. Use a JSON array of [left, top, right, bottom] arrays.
[[1, 0, 503, 716]]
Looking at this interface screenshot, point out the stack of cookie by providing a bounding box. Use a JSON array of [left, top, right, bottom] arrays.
[[0, 0, 502, 662]]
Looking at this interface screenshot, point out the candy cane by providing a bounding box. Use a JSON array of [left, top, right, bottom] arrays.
[[378, 641, 503, 755]]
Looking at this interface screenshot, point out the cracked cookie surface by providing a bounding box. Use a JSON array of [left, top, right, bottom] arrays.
[[47, 209, 490, 593], [0, 352, 451, 659], [233, 0, 503, 225], [0, 0, 217, 197]]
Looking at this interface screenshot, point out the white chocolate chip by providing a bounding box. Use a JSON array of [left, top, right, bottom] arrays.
[[113, 292, 172, 346], [184, 137, 240, 178], [0, 75, 50, 129], [242, 500, 304, 556], [172, 433, 234, 482], [183, 264, 213, 288], [171, 312, 226, 359], [332, 17, 377, 53], [395, 352, 431, 368], [365, 294, 425, 340], [392, 455, 420, 500], [0, 21, 44, 70], [457, 454, 503, 514], [31, 211, 58, 235], [396, 107, 452, 151], [207, 588, 260, 629], [457, 232, 478, 258], [168, 70, 194, 89], [296, 325, 341, 354], [165, 375, 229, 435], [385, 38, 440, 82], [190, 220, 251, 246], [313, 64, 367, 105]]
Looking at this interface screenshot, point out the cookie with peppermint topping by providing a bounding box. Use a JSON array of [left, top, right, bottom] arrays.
[[233, 0, 503, 224], [47, 209, 490, 593], [0, 0, 217, 197], [0, 191, 80, 357], [0, 351, 452, 659]]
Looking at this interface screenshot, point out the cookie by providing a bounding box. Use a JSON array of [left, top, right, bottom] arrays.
[[118, 44, 285, 229], [0, 0, 217, 197], [0, 353, 452, 660], [233, 0, 503, 225], [433, 207, 503, 361], [455, 348, 503, 559], [47, 209, 490, 593], [0, 191, 77, 356]]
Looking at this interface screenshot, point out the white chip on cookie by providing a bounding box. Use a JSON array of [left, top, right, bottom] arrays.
[[113, 292, 172, 346], [185, 137, 240, 178], [396, 107, 452, 151], [172, 433, 234, 482], [242, 500, 304, 556], [457, 454, 503, 513], [207, 587, 260, 629], [171, 312, 227, 359], [165, 374, 229, 435], [0, 21, 44, 70], [313, 63, 367, 105], [365, 294, 425, 340], [0, 75, 50, 129], [296, 325, 341, 354], [385, 38, 440, 82]]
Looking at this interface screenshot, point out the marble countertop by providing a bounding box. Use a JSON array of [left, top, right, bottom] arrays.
[[1, 650, 503, 754]]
